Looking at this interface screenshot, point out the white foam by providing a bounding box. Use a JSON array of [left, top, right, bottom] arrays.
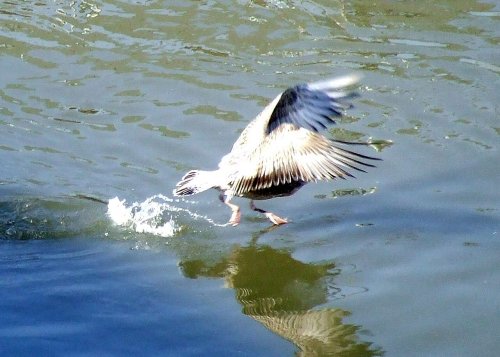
[[107, 194, 178, 237], [106, 194, 227, 237]]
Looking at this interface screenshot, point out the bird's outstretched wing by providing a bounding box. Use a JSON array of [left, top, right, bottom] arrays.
[[229, 75, 379, 195], [231, 128, 378, 195], [266, 74, 360, 134]]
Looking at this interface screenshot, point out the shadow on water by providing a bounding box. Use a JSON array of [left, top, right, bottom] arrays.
[[179, 242, 383, 356]]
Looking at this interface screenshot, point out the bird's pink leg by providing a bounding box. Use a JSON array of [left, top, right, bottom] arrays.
[[219, 193, 241, 226], [250, 200, 288, 225]]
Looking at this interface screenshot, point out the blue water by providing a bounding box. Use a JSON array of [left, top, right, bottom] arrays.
[[0, 237, 295, 355], [1, 1, 499, 356]]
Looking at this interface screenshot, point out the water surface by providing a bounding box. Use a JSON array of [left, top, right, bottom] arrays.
[[1, 1, 499, 356]]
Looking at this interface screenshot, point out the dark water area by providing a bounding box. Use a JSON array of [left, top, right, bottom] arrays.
[[1, 1, 499, 356]]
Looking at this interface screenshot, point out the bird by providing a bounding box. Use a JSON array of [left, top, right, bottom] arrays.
[[173, 74, 379, 226]]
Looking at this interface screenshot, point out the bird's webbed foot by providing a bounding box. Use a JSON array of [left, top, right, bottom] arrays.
[[250, 200, 288, 225]]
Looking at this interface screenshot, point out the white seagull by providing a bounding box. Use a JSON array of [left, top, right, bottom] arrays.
[[174, 74, 379, 226]]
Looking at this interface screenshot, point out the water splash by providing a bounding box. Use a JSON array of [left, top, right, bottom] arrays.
[[107, 195, 179, 237], [107, 194, 225, 237]]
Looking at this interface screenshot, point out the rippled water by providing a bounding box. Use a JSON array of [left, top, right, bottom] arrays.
[[1, 1, 499, 355]]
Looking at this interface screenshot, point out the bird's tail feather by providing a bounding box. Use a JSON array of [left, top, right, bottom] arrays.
[[173, 170, 216, 196]]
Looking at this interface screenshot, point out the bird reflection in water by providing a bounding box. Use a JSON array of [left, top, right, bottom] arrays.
[[179, 244, 383, 356]]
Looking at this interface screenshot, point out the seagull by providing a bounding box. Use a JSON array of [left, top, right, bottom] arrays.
[[174, 74, 379, 226]]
